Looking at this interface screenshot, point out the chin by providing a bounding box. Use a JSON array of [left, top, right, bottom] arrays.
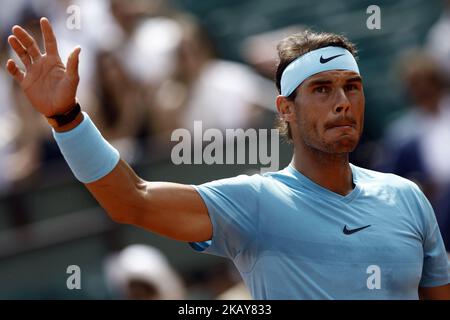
[[326, 137, 359, 153]]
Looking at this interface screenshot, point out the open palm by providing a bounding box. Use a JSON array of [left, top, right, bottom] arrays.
[[6, 18, 81, 117]]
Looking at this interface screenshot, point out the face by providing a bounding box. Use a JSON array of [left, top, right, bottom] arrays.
[[277, 70, 365, 154]]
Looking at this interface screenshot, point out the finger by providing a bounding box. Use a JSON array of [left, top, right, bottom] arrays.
[[6, 59, 25, 83], [40, 17, 59, 56], [66, 47, 81, 80], [7, 35, 31, 68], [12, 25, 41, 60]]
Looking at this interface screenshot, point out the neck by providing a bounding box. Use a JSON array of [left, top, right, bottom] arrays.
[[291, 143, 354, 196]]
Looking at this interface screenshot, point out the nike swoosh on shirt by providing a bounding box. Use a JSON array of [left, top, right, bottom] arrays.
[[320, 54, 345, 64], [343, 224, 371, 235]]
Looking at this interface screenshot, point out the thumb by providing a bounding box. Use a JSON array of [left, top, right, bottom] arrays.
[[66, 46, 81, 80]]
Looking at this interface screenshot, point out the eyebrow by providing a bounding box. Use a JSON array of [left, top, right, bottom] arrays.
[[346, 76, 363, 83], [307, 79, 333, 87]]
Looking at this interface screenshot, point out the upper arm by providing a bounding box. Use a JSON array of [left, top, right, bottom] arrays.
[[85, 159, 212, 242], [408, 182, 449, 288], [419, 284, 450, 300], [136, 181, 212, 242]]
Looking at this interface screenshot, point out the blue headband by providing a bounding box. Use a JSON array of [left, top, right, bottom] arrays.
[[280, 46, 360, 97]]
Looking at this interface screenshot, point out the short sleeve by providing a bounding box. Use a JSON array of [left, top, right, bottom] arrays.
[[410, 183, 450, 287], [188, 174, 260, 259]]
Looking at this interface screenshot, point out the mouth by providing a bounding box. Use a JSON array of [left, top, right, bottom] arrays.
[[326, 122, 356, 130], [332, 125, 355, 129]]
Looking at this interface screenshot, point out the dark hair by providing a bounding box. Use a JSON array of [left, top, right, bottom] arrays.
[[274, 30, 358, 142]]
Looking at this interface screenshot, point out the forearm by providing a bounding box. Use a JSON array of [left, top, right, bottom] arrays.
[[85, 159, 147, 224], [50, 111, 144, 222], [51, 112, 211, 242]]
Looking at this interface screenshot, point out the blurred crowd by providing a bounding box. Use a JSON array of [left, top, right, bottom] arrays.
[[103, 243, 252, 300], [0, 0, 449, 299], [0, 0, 276, 192], [373, 2, 450, 253]]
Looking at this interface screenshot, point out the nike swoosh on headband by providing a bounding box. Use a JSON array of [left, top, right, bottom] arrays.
[[320, 54, 345, 64]]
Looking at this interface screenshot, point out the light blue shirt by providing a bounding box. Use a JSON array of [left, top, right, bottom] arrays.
[[190, 164, 449, 299]]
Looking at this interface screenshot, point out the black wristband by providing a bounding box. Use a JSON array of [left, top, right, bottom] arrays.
[[47, 103, 81, 127]]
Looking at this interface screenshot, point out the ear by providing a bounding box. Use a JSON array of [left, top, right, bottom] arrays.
[[276, 95, 297, 123]]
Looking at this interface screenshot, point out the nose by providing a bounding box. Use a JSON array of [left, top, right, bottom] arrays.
[[333, 88, 351, 114]]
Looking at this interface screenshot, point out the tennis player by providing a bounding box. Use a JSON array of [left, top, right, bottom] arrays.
[[6, 18, 449, 299]]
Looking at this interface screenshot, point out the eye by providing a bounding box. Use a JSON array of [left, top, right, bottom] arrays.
[[345, 84, 359, 91], [314, 86, 330, 94]]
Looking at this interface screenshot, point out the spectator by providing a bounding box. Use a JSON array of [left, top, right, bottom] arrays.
[[103, 244, 186, 300], [378, 49, 450, 195], [150, 14, 275, 137], [425, 0, 450, 82], [376, 49, 450, 251]]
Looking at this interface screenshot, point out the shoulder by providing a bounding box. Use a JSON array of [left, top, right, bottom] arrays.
[[352, 164, 419, 190], [196, 172, 264, 196], [352, 164, 429, 209], [197, 167, 294, 195], [353, 165, 434, 230]]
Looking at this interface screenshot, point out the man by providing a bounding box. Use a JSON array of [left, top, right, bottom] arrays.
[[6, 18, 449, 299]]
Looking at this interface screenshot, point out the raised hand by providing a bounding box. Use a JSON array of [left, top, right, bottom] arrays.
[[6, 17, 81, 117]]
